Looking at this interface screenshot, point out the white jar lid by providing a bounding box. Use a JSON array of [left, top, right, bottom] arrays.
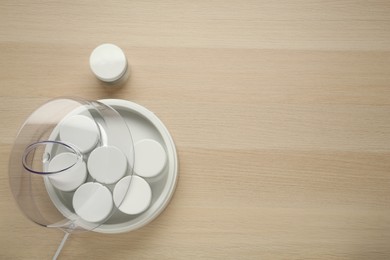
[[113, 176, 152, 215], [48, 153, 87, 192], [73, 182, 113, 223], [59, 115, 99, 153], [89, 43, 127, 82], [87, 146, 128, 184], [134, 139, 167, 178]]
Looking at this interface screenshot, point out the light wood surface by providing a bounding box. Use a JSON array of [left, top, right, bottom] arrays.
[[1, 1, 390, 259]]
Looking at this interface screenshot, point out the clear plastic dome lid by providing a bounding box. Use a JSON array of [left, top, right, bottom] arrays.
[[9, 97, 135, 233]]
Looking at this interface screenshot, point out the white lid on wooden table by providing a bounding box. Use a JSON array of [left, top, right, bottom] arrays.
[[89, 43, 127, 82]]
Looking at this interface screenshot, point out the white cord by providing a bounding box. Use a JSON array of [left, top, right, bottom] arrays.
[[53, 232, 70, 260]]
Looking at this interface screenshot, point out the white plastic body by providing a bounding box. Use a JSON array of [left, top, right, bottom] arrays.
[[44, 99, 178, 233]]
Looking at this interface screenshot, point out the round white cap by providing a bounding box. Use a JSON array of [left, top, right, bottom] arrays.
[[59, 115, 99, 153], [73, 182, 113, 223], [48, 153, 87, 192], [88, 146, 127, 184], [134, 139, 167, 178], [113, 175, 152, 215], [89, 43, 127, 82]]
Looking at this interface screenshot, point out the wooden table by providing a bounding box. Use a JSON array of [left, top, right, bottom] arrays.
[[1, 1, 390, 259]]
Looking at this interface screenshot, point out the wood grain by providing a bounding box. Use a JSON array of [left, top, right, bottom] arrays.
[[1, 1, 390, 259]]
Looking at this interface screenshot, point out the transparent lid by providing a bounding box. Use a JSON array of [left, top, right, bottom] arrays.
[[9, 98, 134, 233]]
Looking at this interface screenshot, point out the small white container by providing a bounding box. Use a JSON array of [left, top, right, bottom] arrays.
[[89, 43, 128, 83]]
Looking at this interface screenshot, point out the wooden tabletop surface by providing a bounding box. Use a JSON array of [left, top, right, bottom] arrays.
[[1, 1, 390, 259]]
